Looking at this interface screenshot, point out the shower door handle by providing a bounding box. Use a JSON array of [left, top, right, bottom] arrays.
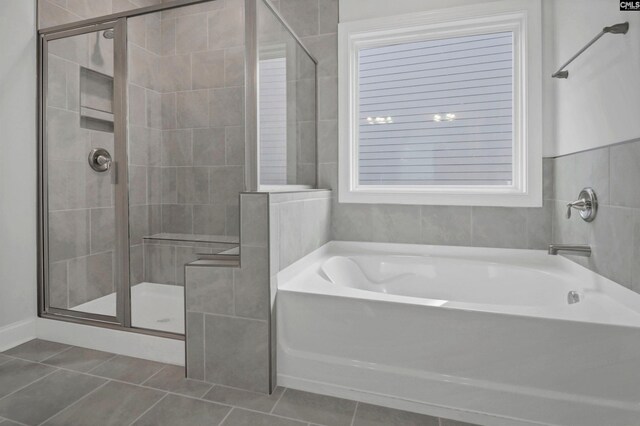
[[110, 160, 117, 184]]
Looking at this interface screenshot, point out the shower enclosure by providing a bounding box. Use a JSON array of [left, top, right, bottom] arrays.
[[37, 0, 317, 338]]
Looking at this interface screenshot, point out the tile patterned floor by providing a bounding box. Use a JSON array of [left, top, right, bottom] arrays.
[[0, 340, 478, 426]]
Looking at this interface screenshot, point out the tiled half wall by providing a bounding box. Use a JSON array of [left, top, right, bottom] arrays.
[[185, 190, 331, 393]]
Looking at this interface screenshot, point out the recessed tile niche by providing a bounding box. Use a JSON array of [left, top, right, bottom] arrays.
[[79, 66, 114, 133]]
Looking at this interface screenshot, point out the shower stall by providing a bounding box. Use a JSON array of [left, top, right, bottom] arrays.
[[37, 0, 317, 339]]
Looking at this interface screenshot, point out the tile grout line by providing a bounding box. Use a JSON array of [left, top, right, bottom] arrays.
[[84, 353, 119, 375], [36, 344, 75, 363], [36, 380, 112, 426], [349, 401, 359, 426], [215, 406, 235, 426], [139, 364, 168, 386], [269, 386, 287, 414], [126, 392, 169, 426], [0, 368, 59, 405]]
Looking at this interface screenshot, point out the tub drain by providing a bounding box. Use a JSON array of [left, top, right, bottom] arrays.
[[567, 291, 580, 304]]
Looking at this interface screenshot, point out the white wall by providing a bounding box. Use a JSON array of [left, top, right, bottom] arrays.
[[0, 1, 38, 334], [550, 0, 640, 156], [340, 0, 640, 157]]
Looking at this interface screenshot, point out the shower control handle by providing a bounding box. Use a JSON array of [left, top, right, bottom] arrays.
[[88, 148, 113, 173], [565, 188, 597, 222]]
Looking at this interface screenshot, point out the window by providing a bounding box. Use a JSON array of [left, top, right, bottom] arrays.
[[338, 0, 542, 206]]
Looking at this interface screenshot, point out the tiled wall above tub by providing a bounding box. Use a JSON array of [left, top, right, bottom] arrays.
[[268, 190, 332, 271], [329, 160, 554, 250], [549, 140, 640, 292]]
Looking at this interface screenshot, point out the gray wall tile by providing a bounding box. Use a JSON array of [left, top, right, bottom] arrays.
[[420, 206, 472, 247], [610, 141, 640, 208], [209, 87, 244, 127], [144, 243, 176, 285], [225, 126, 245, 166], [186, 266, 234, 315], [176, 90, 209, 129], [186, 311, 205, 381], [204, 314, 269, 392], [333, 204, 422, 245], [49, 209, 90, 262], [193, 204, 227, 236], [554, 148, 610, 203], [192, 50, 225, 90], [240, 194, 269, 247], [90, 208, 115, 253], [208, 6, 244, 50], [161, 130, 192, 166], [67, 252, 114, 307], [175, 13, 208, 54], [176, 167, 209, 204], [471, 207, 528, 249], [234, 246, 269, 320], [193, 128, 226, 166], [224, 46, 245, 87], [279, 0, 319, 38]]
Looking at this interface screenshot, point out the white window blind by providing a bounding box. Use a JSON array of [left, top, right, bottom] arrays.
[[358, 32, 514, 186], [259, 57, 288, 185]]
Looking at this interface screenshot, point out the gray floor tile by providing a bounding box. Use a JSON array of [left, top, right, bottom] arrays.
[[132, 394, 231, 426], [439, 419, 479, 426], [3, 340, 70, 362], [88, 355, 167, 384], [43, 381, 164, 426], [204, 385, 285, 413], [0, 420, 24, 426], [0, 355, 11, 366], [353, 403, 439, 426], [272, 389, 357, 426], [143, 365, 212, 398], [0, 358, 56, 399], [221, 408, 306, 426], [42, 347, 115, 373], [0, 369, 105, 426]]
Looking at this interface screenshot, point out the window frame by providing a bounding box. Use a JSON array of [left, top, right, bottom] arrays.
[[338, 0, 542, 207]]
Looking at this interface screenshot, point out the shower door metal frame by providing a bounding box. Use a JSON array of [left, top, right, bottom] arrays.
[[38, 17, 174, 340], [38, 20, 131, 329], [38, 0, 220, 340]]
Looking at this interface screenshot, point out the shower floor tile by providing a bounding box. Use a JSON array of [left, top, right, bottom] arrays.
[[0, 340, 481, 426], [71, 282, 184, 334]]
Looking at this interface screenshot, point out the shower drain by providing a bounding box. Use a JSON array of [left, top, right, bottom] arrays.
[[157, 318, 171, 323]]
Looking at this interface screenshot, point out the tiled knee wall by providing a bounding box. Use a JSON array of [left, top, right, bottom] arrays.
[[549, 139, 640, 293], [185, 191, 331, 393]]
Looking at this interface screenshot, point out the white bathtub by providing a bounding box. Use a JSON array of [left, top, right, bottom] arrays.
[[276, 241, 640, 426]]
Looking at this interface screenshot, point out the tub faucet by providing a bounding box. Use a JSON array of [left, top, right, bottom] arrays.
[[548, 244, 591, 257]]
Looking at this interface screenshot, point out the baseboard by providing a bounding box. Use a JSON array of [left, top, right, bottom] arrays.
[[0, 318, 37, 352], [35, 318, 185, 365]]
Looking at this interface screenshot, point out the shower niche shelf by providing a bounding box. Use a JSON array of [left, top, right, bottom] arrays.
[[79, 66, 114, 132]]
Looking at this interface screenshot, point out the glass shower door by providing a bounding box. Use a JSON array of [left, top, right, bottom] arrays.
[[42, 20, 128, 324]]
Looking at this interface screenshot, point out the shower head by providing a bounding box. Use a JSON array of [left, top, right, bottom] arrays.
[[103, 29, 114, 39]]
